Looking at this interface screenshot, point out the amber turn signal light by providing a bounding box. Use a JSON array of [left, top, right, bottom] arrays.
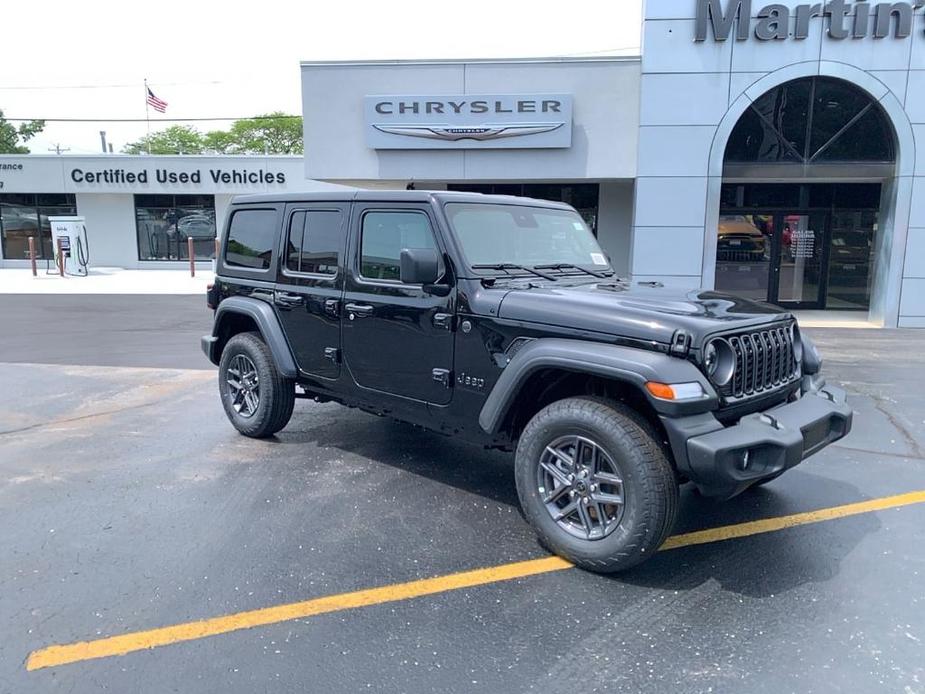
[[645, 381, 707, 401]]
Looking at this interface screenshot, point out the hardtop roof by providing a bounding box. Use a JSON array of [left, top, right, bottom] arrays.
[[230, 189, 574, 210]]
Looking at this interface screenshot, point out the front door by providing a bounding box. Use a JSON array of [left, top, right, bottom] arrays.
[[274, 203, 349, 379], [771, 213, 828, 309], [341, 204, 455, 405]]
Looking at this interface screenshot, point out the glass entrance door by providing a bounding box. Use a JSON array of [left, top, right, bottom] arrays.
[[772, 213, 828, 308], [715, 214, 775, 303]]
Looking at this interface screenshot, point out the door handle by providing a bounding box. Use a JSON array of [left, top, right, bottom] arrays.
[[432, 313, 453, 331], [274, 292, 304, 308], [345, 303, 374, 319], [323, 298, 340, 317]]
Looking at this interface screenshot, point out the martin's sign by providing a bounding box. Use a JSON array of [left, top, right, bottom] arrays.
[[364, 94, 573, 150], [696, 0, 925, 41]]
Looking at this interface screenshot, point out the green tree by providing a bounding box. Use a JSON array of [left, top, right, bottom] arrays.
[[202, 129, 237, 154], [0, 109, 45, 153], [205, 113, 303, 154], [123, 125, 204, 154]]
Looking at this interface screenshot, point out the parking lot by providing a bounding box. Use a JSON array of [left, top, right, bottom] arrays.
[[1, 294, 924, 693]]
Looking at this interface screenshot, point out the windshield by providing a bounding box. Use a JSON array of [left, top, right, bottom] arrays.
[[445, 203, 611, 273]]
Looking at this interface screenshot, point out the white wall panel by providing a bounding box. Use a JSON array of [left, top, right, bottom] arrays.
[[899, 278, 925, 315], [642, 19, 732, 73], [730, 18, 824, 73], [637, 126, 715, 177], [902, 227, 925, 278], [596, 181, 635, 278], [640, 73, 731, 126], [634, 177, 708, 227], [632, 227, 705, 275], [870, 70, 910, 106]]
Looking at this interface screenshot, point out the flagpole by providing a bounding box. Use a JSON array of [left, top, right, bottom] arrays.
[[144, 78, 151, 154]]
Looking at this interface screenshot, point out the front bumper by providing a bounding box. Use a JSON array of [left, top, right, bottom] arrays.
[[662, 382, 853, 498], [201, 334, 219, 366]]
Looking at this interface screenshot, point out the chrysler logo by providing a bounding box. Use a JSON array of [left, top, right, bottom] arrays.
[[372, 123, 564, 142]]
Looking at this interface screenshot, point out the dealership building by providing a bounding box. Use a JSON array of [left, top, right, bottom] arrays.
[[4, 0, 925, 327], [0, 155, 344, 269]]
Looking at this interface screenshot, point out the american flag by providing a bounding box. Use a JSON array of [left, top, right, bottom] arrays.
[[146, 87, 168, 113]]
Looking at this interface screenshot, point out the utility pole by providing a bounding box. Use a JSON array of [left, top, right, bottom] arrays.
[[99, 131, 108, 153], [47, 144, 70, 155]]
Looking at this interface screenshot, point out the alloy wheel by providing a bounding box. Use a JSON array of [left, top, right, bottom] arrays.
[[226, 353, 260, 418], [536, 434, 625, 540]]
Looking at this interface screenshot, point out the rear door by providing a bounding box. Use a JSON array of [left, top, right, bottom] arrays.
[[341, 203, 455, 405], [274, 203, 349, 380]]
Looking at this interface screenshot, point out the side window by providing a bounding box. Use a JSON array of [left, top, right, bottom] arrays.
[[285, 209, 342, 275], [360, 211, 437, 281], [225, 209, 276, 270]]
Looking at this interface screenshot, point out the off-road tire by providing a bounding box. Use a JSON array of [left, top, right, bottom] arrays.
[[219, 332, 295, 438], [515, 396, 679, 573]]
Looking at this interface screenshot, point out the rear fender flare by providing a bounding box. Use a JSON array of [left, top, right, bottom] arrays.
[[212, 296, 298, 378]]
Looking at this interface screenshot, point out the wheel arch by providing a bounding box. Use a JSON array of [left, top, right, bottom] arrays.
[[478, 338, 717, 449], [211, 297, 298, 378]]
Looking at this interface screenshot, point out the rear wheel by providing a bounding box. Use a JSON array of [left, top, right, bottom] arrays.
[[515, 397, 678, 573], [219, 332, 294, 438]]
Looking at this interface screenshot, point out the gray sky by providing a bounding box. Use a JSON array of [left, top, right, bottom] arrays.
[[1, 0, 642, 155]]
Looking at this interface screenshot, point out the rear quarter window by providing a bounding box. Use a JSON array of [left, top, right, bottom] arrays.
[[225, 208, 277, 270]]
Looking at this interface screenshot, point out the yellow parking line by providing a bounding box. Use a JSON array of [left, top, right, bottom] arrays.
[[661, 489, 925, 549], [26, 489, 925, 672]]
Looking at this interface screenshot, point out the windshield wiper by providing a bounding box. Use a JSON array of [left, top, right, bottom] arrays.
[[532, 263, 611, 279], [471, 263, 558, 281]]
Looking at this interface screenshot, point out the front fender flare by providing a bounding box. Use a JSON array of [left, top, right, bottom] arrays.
[[477, 338, 717, 434], [208, 296, 298, 378]]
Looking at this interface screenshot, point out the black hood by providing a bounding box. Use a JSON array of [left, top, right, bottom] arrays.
[[495, 280, 791, 346]]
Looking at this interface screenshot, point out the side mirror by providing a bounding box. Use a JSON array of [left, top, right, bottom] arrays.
[[400, 248, 441, 285]]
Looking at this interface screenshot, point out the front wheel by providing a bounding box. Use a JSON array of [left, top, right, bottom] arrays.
[[515, 397, 679, 573], [219, 332, 295, 438]]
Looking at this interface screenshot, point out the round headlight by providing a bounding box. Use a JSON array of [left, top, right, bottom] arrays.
[[704, 342, 718, 376], [791, 323, 804, 364], [705, 339, 735, 386]]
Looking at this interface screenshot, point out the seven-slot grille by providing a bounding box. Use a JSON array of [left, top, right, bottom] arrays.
[[719, 323, 799, 400]]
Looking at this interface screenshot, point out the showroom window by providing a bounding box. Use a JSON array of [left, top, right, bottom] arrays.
[[725, 77, 895, 165], [135, 194, 216, 261], [0, 193, 77, 261]]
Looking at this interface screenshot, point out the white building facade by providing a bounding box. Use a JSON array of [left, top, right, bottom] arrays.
[[300, 0, 925, 327], [0, 155, 342, 269]]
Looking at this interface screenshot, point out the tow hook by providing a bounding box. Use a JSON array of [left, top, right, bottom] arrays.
[[759, 413, 783, 430]]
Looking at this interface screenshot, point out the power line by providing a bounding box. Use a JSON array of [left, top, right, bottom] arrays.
[[0, 81, 224, 91], [1, 115, 301, 123]]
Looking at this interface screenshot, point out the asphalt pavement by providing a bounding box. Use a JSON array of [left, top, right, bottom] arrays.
[[0, 294, 923, 694]]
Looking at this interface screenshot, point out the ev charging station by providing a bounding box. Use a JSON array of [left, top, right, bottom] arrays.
[[48, 216, 90, 276]]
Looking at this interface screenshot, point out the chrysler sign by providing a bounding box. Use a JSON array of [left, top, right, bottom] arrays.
[[364, 94, 573, 150], [696, 0, 925, 41]]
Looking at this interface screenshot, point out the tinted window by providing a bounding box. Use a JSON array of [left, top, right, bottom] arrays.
[[225, 209, 276, 270], [725, 77, 895, 165], [285, 209, 342, 275], [360, 211, 436, 281]]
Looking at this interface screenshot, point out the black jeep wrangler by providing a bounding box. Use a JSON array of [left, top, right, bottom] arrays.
[[202, 191, 852, 572]]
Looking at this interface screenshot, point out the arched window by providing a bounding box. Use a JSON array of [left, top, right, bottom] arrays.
[[725, 77, 895, 166]]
